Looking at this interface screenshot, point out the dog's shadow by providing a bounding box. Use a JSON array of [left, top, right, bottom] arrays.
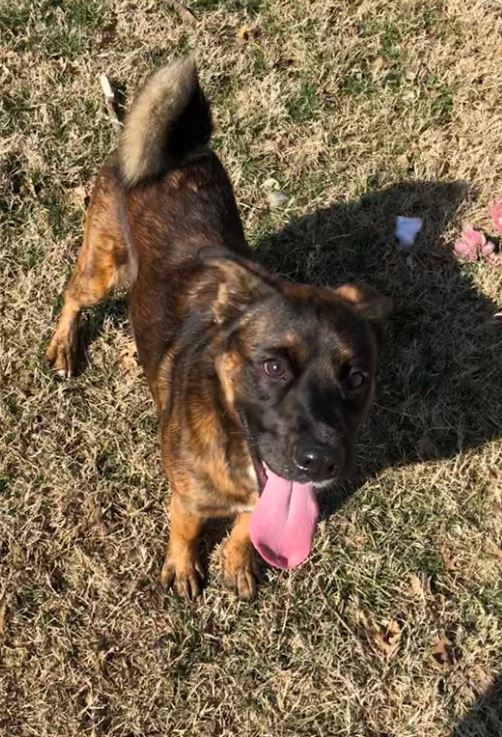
[[254, 180, 502, 517], [451, 673, 502, 736]]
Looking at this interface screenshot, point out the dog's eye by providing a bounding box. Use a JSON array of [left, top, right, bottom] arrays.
[[345, 369, 366, 390], [263, 358, 288, 380]]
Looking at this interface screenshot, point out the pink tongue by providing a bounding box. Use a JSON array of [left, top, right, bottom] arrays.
[[249, 464, 319, 570]]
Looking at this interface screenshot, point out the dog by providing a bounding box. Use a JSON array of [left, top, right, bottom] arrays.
[[46, 58, 392, 600]]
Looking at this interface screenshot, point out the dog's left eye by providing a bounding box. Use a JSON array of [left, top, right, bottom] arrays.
[[263, 358, 288, 380], [345, 369, 366, 390]]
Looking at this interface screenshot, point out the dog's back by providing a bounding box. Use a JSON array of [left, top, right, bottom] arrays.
[[96, 59, 248, 387], [118, 56, 246, 262]]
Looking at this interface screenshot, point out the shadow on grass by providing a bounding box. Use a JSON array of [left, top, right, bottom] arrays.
[[255, 180, 502, 516], [451, 674, 502, 736], [75, 296, 129, 375]]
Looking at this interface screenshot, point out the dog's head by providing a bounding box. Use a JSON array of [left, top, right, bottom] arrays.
[[198, 248, 392, 487]]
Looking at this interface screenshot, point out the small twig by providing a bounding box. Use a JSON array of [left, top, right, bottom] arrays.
[[98, 73, 122, 129], [168, 0, 198, 25]]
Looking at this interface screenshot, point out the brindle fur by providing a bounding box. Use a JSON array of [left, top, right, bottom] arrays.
[[47, 59, 391, 600]]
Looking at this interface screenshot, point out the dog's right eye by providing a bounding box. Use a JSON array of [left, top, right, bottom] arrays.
[[263, 358, 288, 380]]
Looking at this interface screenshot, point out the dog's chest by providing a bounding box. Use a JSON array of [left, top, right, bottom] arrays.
[[193, 464, 259, 518], [227, 464, 259, 514]]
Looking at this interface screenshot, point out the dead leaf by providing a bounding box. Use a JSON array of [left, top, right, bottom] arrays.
[[351, 529, 369, 547], [439, 546, 457, 571], [472, 665, 496, 693], [236, 25, 252, 42], [491, 479, 502, 515], [409, 573, 425, 598], [431, 634, 455, 666], [484, 538, 502, 561], [119, 340, 138, 376], [354, 609, 403, 659], [68, 184, 89, 208], [432, 592, 447, 611], [372, 618, 402, 659], [92, 506, 108, 539], [168, 0, 198, 24], [372, 55, 389, 72], [99, 18, 117, 47], [236, 24, 260, 43], [396, 153, 410, 169], [262, 177, 280, 191], [18, 179, 35, 198]]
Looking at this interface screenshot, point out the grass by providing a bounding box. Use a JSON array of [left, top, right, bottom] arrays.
[[1, 0, 502, 735]]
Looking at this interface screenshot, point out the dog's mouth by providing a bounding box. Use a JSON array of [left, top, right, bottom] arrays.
[[240, 414, 319, 571]]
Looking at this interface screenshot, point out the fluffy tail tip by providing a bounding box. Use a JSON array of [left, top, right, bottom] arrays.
[[118, 56, 212, 186]]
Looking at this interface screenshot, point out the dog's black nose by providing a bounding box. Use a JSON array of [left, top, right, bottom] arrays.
[[293, 439, 340, 481]]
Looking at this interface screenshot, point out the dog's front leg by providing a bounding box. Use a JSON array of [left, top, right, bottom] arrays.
[[161, 493, 204, 600], [222, 512, 257, 601]]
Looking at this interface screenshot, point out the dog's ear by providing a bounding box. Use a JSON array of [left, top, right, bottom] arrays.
[[332, 283, 393, 332], [198, 246, 277, 325]]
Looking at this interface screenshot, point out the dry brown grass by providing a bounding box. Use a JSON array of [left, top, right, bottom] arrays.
[[1, 1, 502, 735]]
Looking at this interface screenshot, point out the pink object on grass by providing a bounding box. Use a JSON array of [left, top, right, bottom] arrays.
[[481, 240, 496, 258], [454, 227, 486, 262]]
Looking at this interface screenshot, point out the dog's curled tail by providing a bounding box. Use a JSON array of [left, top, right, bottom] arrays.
[[118, 56, 212, 187]]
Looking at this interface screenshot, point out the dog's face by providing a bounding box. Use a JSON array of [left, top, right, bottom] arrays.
[[205, 251, 392, 486]]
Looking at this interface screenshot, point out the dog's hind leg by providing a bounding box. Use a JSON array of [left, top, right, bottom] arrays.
[[46, 165, 128, 377]]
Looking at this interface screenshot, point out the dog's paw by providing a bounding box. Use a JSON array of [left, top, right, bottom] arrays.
[[161, 556, 205, 600], [46, 323, 78, 378], [223, 549, 257, 601]]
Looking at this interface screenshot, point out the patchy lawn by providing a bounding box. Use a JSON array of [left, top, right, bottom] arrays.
[[1, 1, 501, 735]]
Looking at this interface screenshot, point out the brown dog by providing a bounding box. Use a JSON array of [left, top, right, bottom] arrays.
[[47, 58, 392, 600]]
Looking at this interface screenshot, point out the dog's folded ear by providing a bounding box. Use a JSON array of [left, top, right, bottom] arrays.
[[333, 283, 393, 330], [197, 246, 278, 325]]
